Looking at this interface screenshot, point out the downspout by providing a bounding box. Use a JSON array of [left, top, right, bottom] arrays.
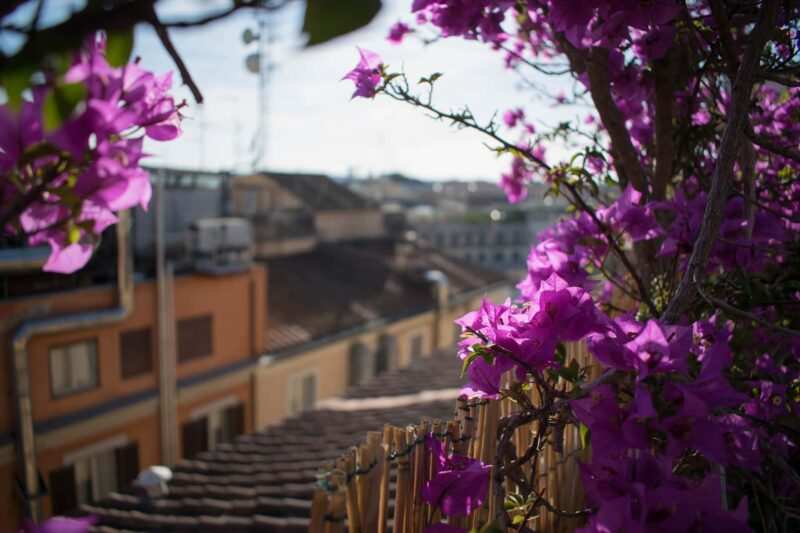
[[11, 211, 134, 522]]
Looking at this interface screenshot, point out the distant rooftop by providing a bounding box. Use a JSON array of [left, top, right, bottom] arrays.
[[264, 172, 377, 212], [262, 239, 508, 354]]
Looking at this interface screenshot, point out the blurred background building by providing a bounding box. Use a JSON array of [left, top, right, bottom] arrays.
[[0, 167, 518, 528]]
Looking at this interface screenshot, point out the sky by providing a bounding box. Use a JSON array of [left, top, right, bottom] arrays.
[[4, 0, 577, 181]]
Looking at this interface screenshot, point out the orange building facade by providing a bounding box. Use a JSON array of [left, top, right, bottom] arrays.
[[0, 265, 266, 530]]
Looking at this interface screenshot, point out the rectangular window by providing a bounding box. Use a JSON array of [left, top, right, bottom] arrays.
[[177, 315, 213, 362], [120, 327, 153, 379], [348, 343, 373, 386], [49, 339, 99, 397], [210, 403, 246, 447], [50, 441, 139, 514], [182, 417, 209, 459], [288, 371, 317, 416], [410, 334, 424, 360]]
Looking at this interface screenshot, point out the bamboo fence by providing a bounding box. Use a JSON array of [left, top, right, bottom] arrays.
[[310, 342, 598, 533]]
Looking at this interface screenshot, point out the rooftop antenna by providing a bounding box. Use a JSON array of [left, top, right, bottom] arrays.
[[244, 9, 276, 172]]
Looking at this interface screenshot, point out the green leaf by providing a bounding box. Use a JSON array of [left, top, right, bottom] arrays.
[[105, 27, 134, 67], [512, 514, 526, 526], [302, 0, 382, 46], [42, 83, 88, 131], [1, 66, 35, 111]]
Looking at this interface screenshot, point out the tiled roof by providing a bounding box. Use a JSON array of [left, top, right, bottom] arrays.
[[84, 352, 464, 533], [263, 239, 508, 354], [264, 173, 376, 211]]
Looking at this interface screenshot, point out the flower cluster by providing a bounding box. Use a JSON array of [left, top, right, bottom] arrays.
[[349, 0, 800, 530], [0, 33, 182, 273], [342, 48, 383, 99], [421, 434, 490, 519]]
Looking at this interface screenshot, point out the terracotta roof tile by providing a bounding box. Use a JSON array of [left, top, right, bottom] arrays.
[[86, 352, 464, 532], [263, 240, 507, 354]]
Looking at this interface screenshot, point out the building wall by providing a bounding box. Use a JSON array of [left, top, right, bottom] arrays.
[[0, 265, 266, 529], [254, 283, 511, 429], [255, 311, 436, 428], [315, 210, 386, 242]]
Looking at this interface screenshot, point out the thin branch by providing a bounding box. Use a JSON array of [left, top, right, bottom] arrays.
[[146, 5, 203, 103], [694, 275, 800, 337], [662, 0, 778, 323], [562, 182, 659, 316]]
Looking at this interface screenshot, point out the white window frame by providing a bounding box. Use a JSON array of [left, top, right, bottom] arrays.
[[49, 338, 99, 398], [189, 395, 243, 449], [64, 435, 130, 505], [286, 369, 319, 417]]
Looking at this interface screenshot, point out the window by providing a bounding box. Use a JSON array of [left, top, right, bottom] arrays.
[[181, 417, 208, 459], [182, 402, 245, 458], [453, 323, 463, 344], [177, 315, 213, 362], [50, 441, 139, 514], [410, 334, 424, 360], [120, 327, 153, 379], [288, 371, 317, 416], [348, 342, 374, 386], [376, 334, 397, 375], [49, 339, 99, 397], [210, 403, 245, 447]]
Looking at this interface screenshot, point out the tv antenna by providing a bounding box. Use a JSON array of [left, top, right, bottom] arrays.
[[243, 9, 276, 171]]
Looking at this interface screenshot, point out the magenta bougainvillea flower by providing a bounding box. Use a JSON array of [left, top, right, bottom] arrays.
[[424, 524, 466, 533], [421, 435, 490, 516], [0, 33, 181, 273], [388, 21, 413, 44], [342, 48, 383, 98], [21, 516, 96, 533]]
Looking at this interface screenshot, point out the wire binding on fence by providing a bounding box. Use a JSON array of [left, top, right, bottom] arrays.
[[309, 346, 593, 533]]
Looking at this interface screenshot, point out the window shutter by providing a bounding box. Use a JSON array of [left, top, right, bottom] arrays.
[[177, 315, 213, 362], [182, 417, 209, 459], [120, 328, 153, 379], [225, 404, 245, 441], [114, 442, 140, 493], [348, 343, 366, 386], [411, 335, 424, 360], [49, 464, 77, 515], [302, 374, 317, 410]]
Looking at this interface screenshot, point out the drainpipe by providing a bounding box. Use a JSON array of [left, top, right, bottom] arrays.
[[10, 211, 134, 522]]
